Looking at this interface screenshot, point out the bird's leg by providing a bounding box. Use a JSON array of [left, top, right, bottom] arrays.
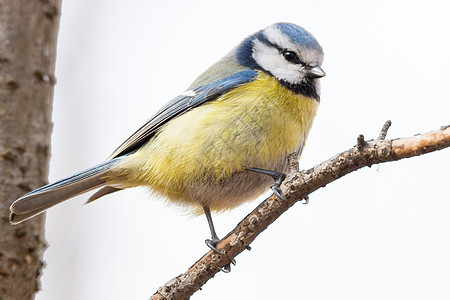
[[203, 205, 235, 272], [203, 205, 222, 254], [247, 167, 287, 201]]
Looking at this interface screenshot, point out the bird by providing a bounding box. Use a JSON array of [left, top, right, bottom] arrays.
[[10, 22, 325, 253]]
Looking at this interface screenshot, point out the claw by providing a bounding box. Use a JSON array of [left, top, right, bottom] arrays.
[[205, 238, 223, 254], [221, 258, 236, 273], [222, 263, 232, 273], [270, 183, 286, 201], [203, 206, 236, 273], [301, 195, 309, 205], [247, 167, 287, 201]]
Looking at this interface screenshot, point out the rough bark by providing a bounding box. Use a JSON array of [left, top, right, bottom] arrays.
[[150, 123, 450, 300], [0, 1, 61, 299]]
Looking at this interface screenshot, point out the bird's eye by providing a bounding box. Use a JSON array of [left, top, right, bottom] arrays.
[[281, 50, 301, 64]]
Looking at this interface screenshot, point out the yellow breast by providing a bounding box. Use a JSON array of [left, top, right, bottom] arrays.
[[113, 71, 319, 211]]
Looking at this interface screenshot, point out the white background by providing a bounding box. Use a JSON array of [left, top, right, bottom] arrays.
[[35, 0, 450, 299]]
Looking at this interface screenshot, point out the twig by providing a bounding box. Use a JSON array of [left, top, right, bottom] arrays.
[[378, 120, 392, 140], [356, 134, 366, 150], [150, 123, 450, 300]]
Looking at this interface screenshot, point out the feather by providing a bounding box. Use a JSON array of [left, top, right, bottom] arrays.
[[9, 159, 119, 224], [86, 186, 123, 204], [107, 70, 258, 159]]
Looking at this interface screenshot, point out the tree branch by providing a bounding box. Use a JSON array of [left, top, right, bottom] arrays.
[[150, 123, 450, 300]]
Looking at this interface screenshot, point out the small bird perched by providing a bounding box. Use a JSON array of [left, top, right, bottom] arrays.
[[10, 23, 324, 252]]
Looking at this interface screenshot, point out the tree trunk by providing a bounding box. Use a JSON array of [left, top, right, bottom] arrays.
[[0, 1, 61, 299]]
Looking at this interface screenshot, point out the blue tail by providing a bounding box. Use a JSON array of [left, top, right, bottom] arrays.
[[10, 158, 120, 224]]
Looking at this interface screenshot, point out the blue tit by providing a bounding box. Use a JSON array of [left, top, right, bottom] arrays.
[[10, 22, 325, 251]]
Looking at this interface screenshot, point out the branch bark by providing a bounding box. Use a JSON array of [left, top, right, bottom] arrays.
[[0, 1, 61, 299], [150, 123, 450, 300]]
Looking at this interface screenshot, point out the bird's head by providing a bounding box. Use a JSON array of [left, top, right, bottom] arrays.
[[236, 23, 325, 99]]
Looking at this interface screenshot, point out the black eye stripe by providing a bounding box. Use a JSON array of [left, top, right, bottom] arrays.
[[253, 35, 303, 65]]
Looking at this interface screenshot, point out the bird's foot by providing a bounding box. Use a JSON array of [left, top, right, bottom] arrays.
[[247, 167, 287, 201], [205, 238, 237, 262], [301, 195, 309, 204], [205, 238, 223, 254], [270, 171, 286, 201], [205, 238, 236, 272], [270, 182, 286, 201]]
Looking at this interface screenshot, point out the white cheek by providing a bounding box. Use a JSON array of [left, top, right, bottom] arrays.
[[252, 40, 305, 84]]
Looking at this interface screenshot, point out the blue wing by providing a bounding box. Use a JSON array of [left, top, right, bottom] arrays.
[[108, 70, 258, 159]]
